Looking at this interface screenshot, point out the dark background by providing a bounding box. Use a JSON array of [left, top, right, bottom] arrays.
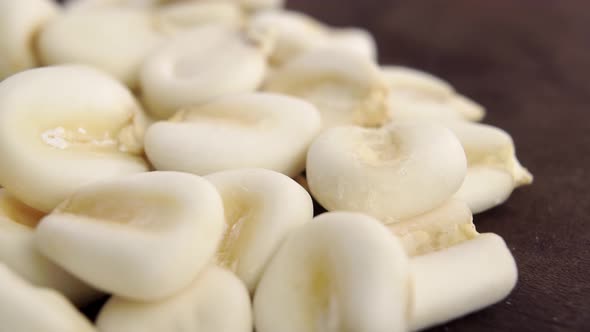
[[58, 0, 590, 331], [287, 1, 590, 331]]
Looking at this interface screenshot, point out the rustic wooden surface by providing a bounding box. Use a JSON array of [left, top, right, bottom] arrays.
[[287, 0, 590, 331], [53, 0, 590, 331]]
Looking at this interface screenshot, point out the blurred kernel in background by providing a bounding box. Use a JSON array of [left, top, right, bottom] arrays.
[[34, 0, 590, 331]]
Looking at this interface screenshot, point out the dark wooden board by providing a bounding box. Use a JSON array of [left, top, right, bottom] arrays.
[[287, 0, 590, 331]]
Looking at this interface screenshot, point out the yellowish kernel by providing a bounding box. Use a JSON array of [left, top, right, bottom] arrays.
[[216, 188, 261, 271], [355, 129, 404, 167], [0, 192, 45, 228], [57, 191, 180, 231]]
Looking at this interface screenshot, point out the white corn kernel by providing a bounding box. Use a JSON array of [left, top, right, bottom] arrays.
[[96, 266, 252, 332], [266, 49, 390, 129], [140, 24, 271, 119], [383, 66, 485, 122], [0, 189, 101, 306], [64, 0, 160, 11], [66, 0, 284, 11], [446, 121, 533, 213], [254, 212, 410, 332], [250, 10, 376, 66], [410, 233, 517, 331], [239, 0, 284, 11], [0, 264, 96, 332], [306, 123, 467, 223], [388, 199, 478, 257], [38, 8, 163, 89], [0, 65, 149, 212], [326, 27, 377, 60], [35, 171, 225, 301], [254, 212, 517, 332], [155, 1, 244, 34], [206, 169, 313, 291], [145, 93, 321, 177], [0, 0, 59, 80]]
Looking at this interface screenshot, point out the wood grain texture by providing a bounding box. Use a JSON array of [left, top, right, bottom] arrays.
[[287, 0, 590, 331]]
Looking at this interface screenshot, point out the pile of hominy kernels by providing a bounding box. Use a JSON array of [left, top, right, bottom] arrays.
[[0, 0, 533, 331]]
